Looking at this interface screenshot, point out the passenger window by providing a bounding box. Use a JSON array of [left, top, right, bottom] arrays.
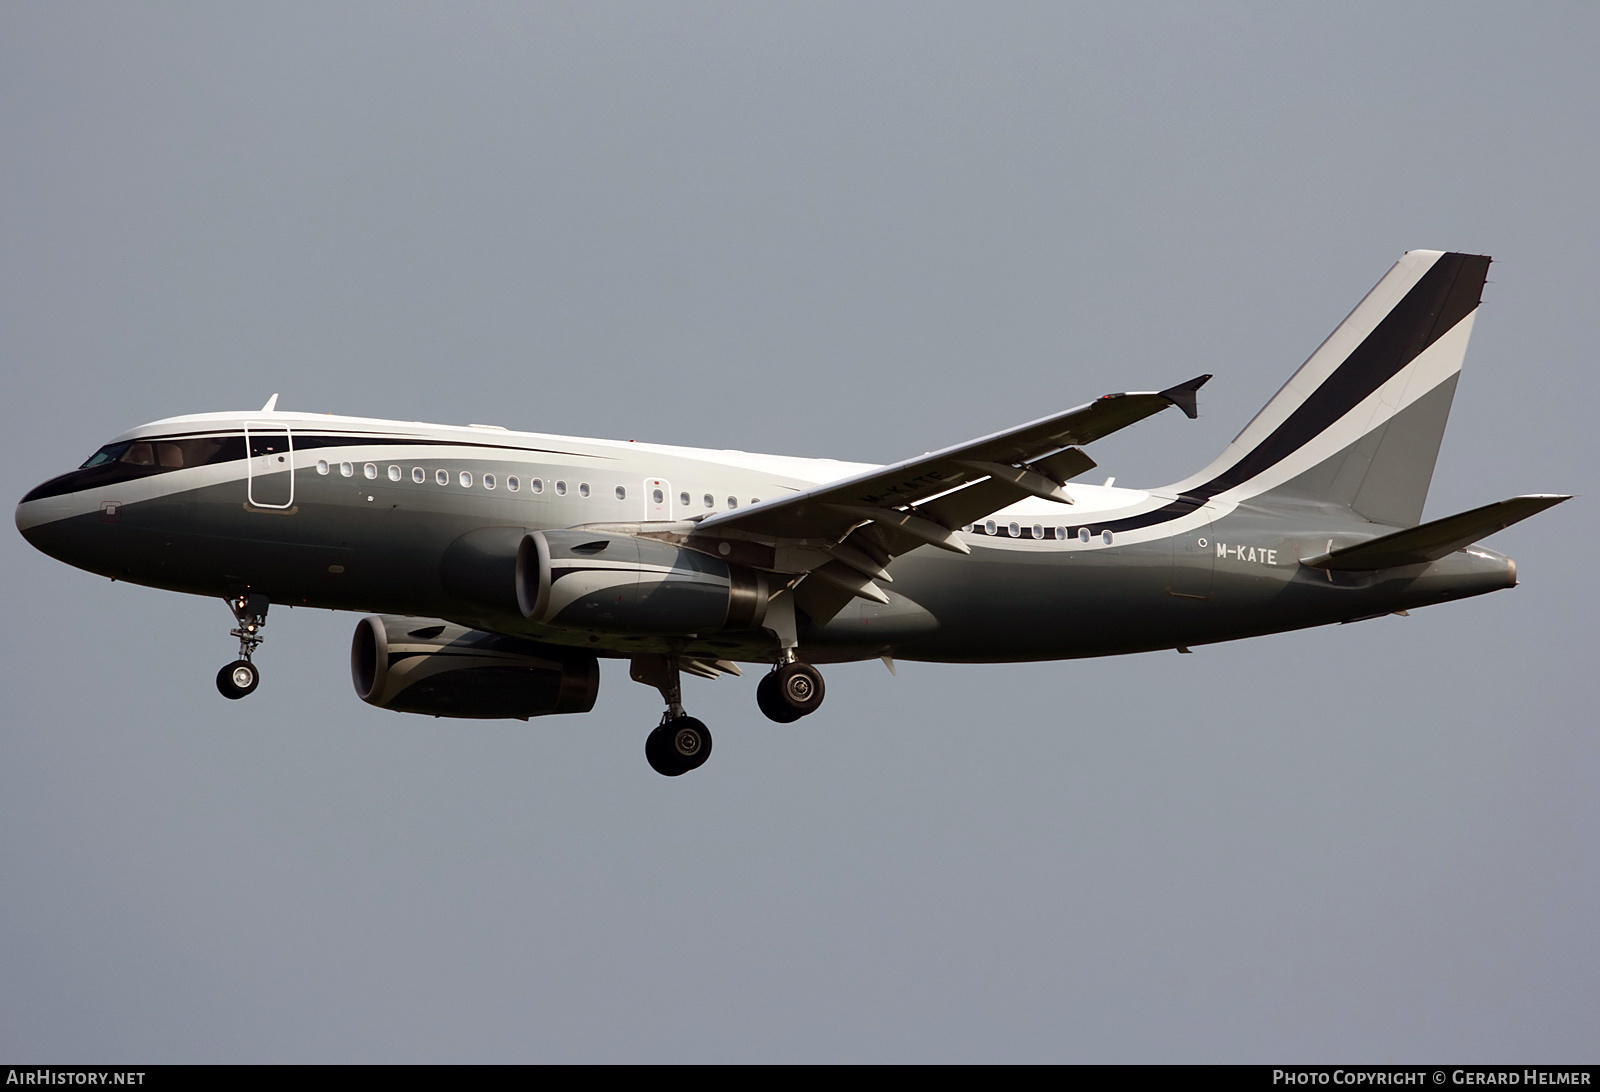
[[1008, 522, 1020, 538], [364, 463, 377, 480], [435, 469, 449, 486], [316, 460, 330, 475], [1032, 523, 1044, 540], [508, 476, 521, 492], [679, 492, 690, 507], [459, 471, 473, 488], [703, 494, 714, 509], [1055, 526, 1067, 542], [616, 486, 627, 500], [555, 480, 567, 496], [652, 488, 664, 504], [340, 462, 354, 477], [750, 498, 759, 505], [388, 465, 401, 482], [1102, 530, 1114, 545], [531, 478, 544, 494], [1078, 527, 1090, 543], [579, 483, 590, 498], [413, 467, 425, 483], [984, 520, 997, 535], [484, 473, 497, 490], [728, 497, 738, 509]]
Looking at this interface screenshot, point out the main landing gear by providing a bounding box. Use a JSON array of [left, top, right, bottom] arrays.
[[645, 714, 712, 778], [216, 593, 269, 700], [756, 659, 826, 724], [631, 652, 713, 777], [629, 649, 828, 776]]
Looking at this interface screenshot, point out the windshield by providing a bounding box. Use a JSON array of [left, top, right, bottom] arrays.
[[80, 442, 131, 468], [79, 436, 241, 470]]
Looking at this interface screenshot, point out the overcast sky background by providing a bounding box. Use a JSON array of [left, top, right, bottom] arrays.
[[2, 3, 1596, 1063]]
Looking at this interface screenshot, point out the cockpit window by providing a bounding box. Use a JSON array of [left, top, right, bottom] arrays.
[[80, 442, 131, 468], [31, 433, 247, 503], [83, 435, 240, 470]]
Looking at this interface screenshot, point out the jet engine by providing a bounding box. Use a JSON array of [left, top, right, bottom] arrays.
[[350, 615, 599, 719], [515, 529, 768, 635]]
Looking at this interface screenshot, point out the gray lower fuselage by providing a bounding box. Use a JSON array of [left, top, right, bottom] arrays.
[[16, 417, 1517, 666]]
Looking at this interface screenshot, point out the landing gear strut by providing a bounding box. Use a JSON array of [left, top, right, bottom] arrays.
[[756, 659, 826, 722], [216, 593, 268, 700], [630, 652, 713, 777], [754, 590, 825, 723]]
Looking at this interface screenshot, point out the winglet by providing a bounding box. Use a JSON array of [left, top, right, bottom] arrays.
[[1159, 374, 1211, 420], [260, 393, 280, 412]]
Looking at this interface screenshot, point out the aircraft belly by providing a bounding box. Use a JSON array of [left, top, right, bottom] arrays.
[[854, 542, 1189, 662]]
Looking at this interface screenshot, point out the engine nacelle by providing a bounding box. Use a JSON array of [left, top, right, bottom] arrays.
[[516, 529, 768, 635], [351, 615, 599, 720]]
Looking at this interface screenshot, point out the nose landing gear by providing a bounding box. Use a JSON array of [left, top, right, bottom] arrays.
[[216, 593, 269, 700], [216, 659, 259, 699]]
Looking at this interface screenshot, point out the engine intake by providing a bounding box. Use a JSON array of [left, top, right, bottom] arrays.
[[351, 615, 599, 720], [516, 529, 768, 635]]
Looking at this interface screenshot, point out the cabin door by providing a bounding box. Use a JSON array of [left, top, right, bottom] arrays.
[[245, 424, 295, 509]]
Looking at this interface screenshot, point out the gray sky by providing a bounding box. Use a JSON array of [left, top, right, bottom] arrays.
[[2, 2, 1595, 1062]]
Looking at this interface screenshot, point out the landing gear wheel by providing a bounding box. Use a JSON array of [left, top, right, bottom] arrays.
[[216, 659, 259, 700], [645, 715, 712, 776], [756, 672, 804, 723], [773, 662, 826, 718]]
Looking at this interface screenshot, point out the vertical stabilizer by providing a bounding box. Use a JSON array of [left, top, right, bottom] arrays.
[[1169, 250, 1490, 526]]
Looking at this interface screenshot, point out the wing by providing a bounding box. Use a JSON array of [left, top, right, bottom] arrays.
[[686, 375, 1210, 621]]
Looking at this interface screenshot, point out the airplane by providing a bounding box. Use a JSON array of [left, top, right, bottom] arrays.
[[15, 250, 1569, 776]]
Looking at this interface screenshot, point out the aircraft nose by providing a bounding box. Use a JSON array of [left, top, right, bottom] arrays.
[[17, 494, 63, 559], [15, 483, 97, 567], [17, 487, 51, 540]]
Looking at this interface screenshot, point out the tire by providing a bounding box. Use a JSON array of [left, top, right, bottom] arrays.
[[774, 662, 825, 716], [644, 726, 678, 775], [216, 659, 259, 700], [756, 672, 804, 723], [645, 716, 712, 776]]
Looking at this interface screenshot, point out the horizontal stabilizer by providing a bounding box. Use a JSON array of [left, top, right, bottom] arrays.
[[1300, 495, 1570, 571]]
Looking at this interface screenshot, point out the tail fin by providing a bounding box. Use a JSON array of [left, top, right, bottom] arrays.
[[1171, 250, 1490, 526]]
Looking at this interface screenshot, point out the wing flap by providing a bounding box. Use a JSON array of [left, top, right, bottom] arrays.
[[1028, 446, 1098, 486], [917, 476, 1041, 534]]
